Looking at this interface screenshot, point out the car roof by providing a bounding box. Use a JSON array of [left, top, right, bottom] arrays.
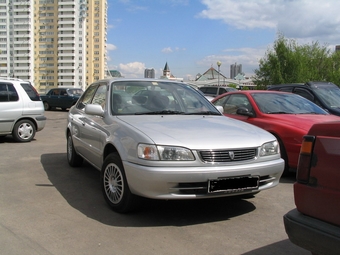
[[268, 81, 339, 89], [224, 90, 291, 95], [212, 90, 293, 100], [94, 78, 186, 85], [268, 83, 305, 89]]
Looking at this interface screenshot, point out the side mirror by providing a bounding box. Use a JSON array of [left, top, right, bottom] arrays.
[[236, 107, 254, 117], [215, 105, 224, 114], [85, 104, 104, 117]]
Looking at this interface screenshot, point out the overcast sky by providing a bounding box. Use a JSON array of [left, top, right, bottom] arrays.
[[106, 0, 340, 80]]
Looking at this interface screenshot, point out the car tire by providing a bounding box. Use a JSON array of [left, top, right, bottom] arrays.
[[43, 101, 50, 111], [101, 153, 140, 213], [12, 119, 36, 142], [67, 132, 83, 167]]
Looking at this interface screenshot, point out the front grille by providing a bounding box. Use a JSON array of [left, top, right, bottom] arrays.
[[199, 148, 256, 163]]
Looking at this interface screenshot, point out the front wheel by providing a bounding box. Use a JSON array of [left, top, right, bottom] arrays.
[[67, 132, 83, 167], [12, 119, 36, 142], [101, 153, 140, 213]]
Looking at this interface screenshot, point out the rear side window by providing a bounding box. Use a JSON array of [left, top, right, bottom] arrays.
[[0, 83, 19, 102], [219, 88, 227, 95], [206, 87, 217, 94], [20, 82, 41, 101], [199, 87, 207, 93]]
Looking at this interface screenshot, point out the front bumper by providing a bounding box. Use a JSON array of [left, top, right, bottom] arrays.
[[123, 158, 284, 199], [284, 208, 340, 255]]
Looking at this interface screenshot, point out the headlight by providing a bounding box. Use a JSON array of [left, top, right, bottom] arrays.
[[137, 144, 195, 161], [259, 141, 279, 156]]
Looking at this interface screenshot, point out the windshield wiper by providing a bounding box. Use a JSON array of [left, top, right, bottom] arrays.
[[135, 110, 186, 115], [185, 111, 221, 115], [267, 111, 289, 114], [296, 112, 322, 114]]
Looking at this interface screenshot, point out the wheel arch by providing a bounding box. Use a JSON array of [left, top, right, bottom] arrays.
[[103, 143, 120, 162], [269, 131, 290, 173], [13, 117, 38, 132]]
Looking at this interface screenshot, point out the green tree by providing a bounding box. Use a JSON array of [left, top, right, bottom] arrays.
[[254, 34, 340, 87]]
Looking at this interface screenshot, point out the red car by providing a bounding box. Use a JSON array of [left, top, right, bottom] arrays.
[[212, 91, 340, 174], [284, 121, 340, 254]]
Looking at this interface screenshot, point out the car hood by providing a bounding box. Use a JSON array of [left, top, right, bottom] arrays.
[[266, 114, 340, 131], [117, 115, 275, 149]]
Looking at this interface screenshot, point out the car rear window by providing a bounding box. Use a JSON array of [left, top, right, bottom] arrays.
[[20, 82, 41, 101], [0, 83, 19, 102]]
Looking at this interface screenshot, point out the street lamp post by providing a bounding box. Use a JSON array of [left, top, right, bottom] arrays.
[[217, 61, 221, 86]]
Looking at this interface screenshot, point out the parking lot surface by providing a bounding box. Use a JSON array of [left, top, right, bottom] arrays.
[[0, 111, 309, 255]]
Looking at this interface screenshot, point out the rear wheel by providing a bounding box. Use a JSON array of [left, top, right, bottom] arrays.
[[67, 132, 83, 167], [101, 153, 140, 213], [43, 101, 50, 111], [12, 119, 36, 142]]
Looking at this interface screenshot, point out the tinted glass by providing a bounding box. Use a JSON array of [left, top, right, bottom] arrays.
[[0, 83, 19, 102], [313, 86, 340, 109], [20, 82, 40, 101]]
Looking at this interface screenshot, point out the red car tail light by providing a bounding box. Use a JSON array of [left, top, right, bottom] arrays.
[[296, 135, 315, 183]]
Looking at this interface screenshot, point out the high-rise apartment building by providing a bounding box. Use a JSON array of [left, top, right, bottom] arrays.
[[336, 45, 340, 52], [0, 0, 108, 92], [144, 68, 155, 78], [230, 63, 242, 79]]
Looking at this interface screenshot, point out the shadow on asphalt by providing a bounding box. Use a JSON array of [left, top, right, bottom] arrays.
[[241, 239, 309, 255], [279, 173, 296, 184], [40, 153, 257, 227]]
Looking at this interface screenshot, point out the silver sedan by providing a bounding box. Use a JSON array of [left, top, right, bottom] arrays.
[[66, 78, 284, 213]]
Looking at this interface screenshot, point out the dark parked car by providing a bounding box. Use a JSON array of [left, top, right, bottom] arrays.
[[268, 81, 340, 116], [284, 121, 340, 255], [198, 86, 237, 97], [41, 87, 83, 111]]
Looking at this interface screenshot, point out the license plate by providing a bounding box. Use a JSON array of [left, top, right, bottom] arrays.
[[208, 176, 259, 193]]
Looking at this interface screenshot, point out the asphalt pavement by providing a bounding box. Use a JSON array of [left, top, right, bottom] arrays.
[[0, 110, 310, 255]]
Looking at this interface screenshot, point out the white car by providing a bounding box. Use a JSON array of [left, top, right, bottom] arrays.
[[0, 78, 46, 142], [66, 78, 284, 213]]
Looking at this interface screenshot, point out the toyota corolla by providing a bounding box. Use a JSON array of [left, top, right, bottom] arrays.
[[66, 79, 284, 213]]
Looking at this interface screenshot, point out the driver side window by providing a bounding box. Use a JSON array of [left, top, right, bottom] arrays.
[[76, 84, 98, 110], [92, 84, 107, 110], [225, 95, 252, 115]]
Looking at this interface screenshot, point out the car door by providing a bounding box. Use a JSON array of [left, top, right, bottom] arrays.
[[48, 89, 60, 107], [0, 82, 21, 134], [58, 89, 72, 108], [70, 84, 98, 159], [80, 83, 108, 167]]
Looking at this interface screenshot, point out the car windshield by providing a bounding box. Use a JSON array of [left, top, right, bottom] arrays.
[[313, 85, 340, 109], [110, 80, 220, 115], [252, 92, 329, 114]]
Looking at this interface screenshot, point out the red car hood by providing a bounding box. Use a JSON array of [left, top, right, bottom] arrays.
[[266, 114, 340, 131]]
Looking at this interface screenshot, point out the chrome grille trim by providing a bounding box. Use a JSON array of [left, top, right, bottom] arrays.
[[199, 148, 257, 163]]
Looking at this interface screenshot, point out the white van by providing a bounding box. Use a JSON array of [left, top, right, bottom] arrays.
[[0, 78, 46, 142]]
